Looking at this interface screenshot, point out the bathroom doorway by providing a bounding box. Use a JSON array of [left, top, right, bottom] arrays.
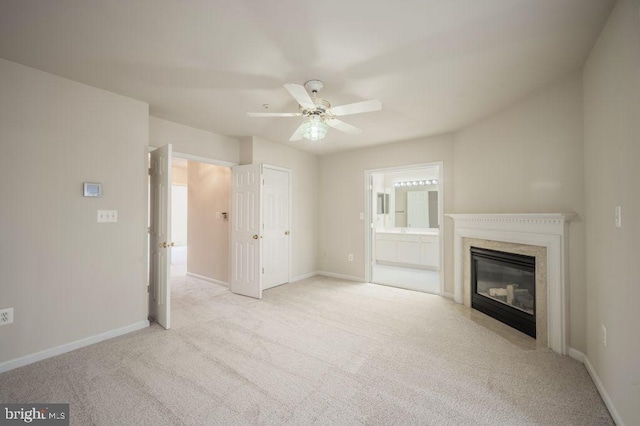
[[365, 162, 443, 294]]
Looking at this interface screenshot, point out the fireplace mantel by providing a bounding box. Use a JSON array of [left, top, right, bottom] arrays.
[[447, 213, 575, 354]]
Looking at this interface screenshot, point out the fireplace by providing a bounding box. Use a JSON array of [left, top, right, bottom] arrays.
[[448, 213, 574, 354], [471, 247, 536, 338]]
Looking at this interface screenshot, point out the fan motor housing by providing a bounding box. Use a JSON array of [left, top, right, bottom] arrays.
[[301, 98, 331, 115]]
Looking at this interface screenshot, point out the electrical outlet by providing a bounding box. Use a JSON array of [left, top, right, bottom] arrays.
[[601, 324, 607, 347], [0, 308, 14, 326], [348, 253, 354, 262]]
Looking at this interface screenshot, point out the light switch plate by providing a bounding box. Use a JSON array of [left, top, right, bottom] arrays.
[[0, 308, 14, 325], [98, 210, 118, 223]]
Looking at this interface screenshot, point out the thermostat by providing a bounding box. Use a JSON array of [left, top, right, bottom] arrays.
[[83, 182, 102, 197]]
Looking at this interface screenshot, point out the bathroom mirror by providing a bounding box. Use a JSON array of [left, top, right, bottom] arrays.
[[393, 186, 439, 228], [376, 192, 389, 214]]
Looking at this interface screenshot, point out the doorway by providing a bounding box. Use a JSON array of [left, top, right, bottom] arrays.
[[365, 162, 444, 294], [148, 147, 235, 329], [149, 150, 293, 328]]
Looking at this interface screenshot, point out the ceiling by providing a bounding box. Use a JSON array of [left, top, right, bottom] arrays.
[[0, 0, 614, 155]]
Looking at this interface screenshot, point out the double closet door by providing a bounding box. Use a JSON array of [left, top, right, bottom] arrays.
[[230, 164, 291, 299]]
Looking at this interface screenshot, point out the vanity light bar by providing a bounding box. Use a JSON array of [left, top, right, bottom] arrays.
[[394, 179, 439, 187]]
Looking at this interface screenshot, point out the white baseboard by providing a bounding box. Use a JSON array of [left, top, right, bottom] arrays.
[[568, 347, 624, 425], [568, 347, 586, 363], [442, 292, 455, 300], [583, 355, 625, 426], [290, 271, 318, 282], [317, 271, 364, 282], [0, 320, 149, 374], [186, 272, 228, 287]]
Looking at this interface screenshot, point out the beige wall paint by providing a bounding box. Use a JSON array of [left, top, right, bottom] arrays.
[[187, 162, 231, 283], [583, 0, 640, 423], [171, 164, 188, 185], [149, 116, 239, 164], [0, 59, 149, 364], [320, 135, 455, 286], [249, 137, 320, 280], [239, 137, 253, 165], [453, 74, 586, 351]]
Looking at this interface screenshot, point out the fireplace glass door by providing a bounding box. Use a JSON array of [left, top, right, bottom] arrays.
[[471, 247, 536, 337]]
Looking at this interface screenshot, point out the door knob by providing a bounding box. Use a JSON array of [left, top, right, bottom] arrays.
[[284, 231, 290, 235], [253, 235, 259, 239]]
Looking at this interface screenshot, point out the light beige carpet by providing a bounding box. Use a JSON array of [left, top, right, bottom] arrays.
[[0, 276, 612, 425]]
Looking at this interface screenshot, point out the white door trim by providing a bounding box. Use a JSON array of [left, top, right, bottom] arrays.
[[145, 145, 237, 168]]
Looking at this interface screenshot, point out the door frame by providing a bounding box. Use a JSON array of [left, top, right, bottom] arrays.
[[146, 145, 237, 321], [363, 162, 445, 295]]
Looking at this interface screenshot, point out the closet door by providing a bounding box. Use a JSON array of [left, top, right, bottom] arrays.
[[262, 166, 291, 290], [230, 164, 262, 299]]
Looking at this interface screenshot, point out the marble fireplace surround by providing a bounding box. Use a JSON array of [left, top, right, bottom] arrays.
[[447, 214, 574, 355]]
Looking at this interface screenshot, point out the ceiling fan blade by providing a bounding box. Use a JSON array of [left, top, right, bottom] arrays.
[[330, 99, 382, 116], [289, 122, 306, 141], [247, 112, 301, 117], [326, 118, 362, 135], [284, 83, 316, 109]]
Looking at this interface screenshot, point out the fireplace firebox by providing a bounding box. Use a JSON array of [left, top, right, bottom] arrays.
[[471, 247, 536, 338]]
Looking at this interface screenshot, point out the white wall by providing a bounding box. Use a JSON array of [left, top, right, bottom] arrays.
[[583, 0, 640, 423], [0, 59, 149, 364], [453, 73, 586, 351], [319, 135, 455, 284], [245, 137, 320, 281], [149, 116, 239, 164]]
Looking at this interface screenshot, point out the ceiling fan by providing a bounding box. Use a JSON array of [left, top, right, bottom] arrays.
[[247, 80, 382, 141]]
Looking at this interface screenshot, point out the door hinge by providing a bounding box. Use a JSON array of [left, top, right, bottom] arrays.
[[147, 285, 150, 293], [369, 184, 373, 190], [262, 267, 265, 274], [148, 167, 152, 175]]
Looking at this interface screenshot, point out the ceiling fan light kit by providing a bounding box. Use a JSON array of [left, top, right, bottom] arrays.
[[301, 115, 329, 141], [247, 79, 381, 142]]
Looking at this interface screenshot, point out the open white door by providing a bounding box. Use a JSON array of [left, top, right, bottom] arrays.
[[262, 166, 291, 289], [149, 144, 172, 328], [230, 163, 262, 299], [407, 190, 429, 228]]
